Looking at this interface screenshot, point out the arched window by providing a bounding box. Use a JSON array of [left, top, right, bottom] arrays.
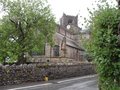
[[68, 19, 73, 24], [53, 45, 59, 56]]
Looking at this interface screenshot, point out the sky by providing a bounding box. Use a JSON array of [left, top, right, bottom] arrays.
[[0, 0, 118, 29], [48, 0, 117, 29]]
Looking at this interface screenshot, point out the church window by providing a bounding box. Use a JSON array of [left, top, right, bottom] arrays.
[[53, 45, 59, 56], [68, 19, 73, 24]]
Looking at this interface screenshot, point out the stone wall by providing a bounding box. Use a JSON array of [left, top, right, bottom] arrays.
[[0, 63, 96, 86]]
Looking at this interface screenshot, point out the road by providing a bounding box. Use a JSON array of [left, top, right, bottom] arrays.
[[0, 75, 98, 90]]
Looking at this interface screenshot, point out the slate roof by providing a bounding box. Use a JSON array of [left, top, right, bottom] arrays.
[[55, 33, 84, 51]]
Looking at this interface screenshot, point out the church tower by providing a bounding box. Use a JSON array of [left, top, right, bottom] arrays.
[[60, 13, 81, 44], [60, 13, 78, 29]]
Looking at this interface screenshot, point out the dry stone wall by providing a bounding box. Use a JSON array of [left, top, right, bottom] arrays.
[[0, 63, 96, 86]]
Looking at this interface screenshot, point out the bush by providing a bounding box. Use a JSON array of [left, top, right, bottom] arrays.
[[88, 4, 120, 90]]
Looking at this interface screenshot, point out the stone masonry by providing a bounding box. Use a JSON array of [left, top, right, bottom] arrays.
[[0, 63, 96, 86]]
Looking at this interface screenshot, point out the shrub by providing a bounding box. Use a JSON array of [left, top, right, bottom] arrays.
[[88, 3, 120, 90]]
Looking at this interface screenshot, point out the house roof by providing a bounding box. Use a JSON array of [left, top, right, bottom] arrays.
[[55, 33, 84, 51]]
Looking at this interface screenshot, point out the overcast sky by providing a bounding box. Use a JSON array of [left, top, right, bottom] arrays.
[[0, 0, 118, 29], [48, 0, 117, 29]]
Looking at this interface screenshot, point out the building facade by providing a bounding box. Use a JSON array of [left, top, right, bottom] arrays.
[[30, 14, 85, 64]]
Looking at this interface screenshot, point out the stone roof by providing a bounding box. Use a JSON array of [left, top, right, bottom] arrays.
[[55, 33, 84, 51]]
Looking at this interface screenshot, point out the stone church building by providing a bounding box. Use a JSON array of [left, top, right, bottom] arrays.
[[30, 14, 84, 64]]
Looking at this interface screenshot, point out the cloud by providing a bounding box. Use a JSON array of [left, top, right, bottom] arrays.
[[48, 0, 117, 29]]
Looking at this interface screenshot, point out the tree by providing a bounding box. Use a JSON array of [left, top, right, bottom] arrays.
[[86, 1, 120, 90], [0, 0, 56, 64]]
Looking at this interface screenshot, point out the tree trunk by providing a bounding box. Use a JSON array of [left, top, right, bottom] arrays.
[[2, 57, 6, 65], [16, 52, 27, 64]]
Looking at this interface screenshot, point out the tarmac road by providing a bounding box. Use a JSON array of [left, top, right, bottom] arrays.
[[0, 75, 98, 90]]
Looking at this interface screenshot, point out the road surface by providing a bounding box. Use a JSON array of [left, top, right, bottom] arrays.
[[0, 75, 98, 90]]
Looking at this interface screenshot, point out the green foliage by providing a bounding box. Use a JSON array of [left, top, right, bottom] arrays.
[[0, 0, 56, 64], [87, 2, 120, 90], [80, 31, 93, 62]]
